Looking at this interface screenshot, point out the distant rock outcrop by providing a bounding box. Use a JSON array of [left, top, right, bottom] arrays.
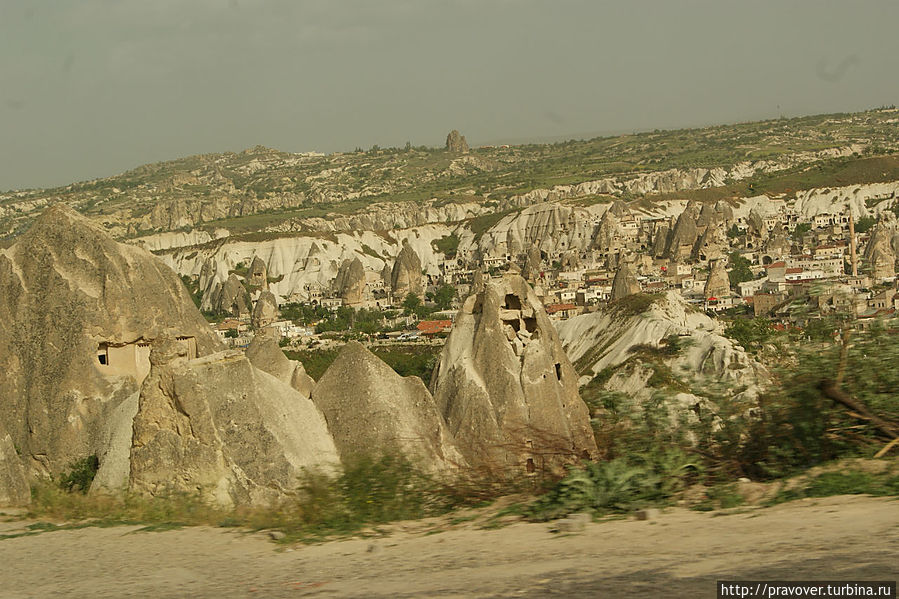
[[864, 218, 897, 280], [430, 275, 597, 475], [445, 130, 469, 153], [312, 342, 463, 474], [334, 257, 366, 305], [0, 423, 29, 506], [666, 202, 701, 259], [245, 331, 315, 398], [391, 242, 424, 298], [522, 246, 542, 282], [558, 290, 768, 407], [0, 205, 222, 479], [704, 259, 732, 299], [248, 256, 268, 289], [128, 341, 339, 506], [251, 289, 278, 328], [610, 262, 641, 301], [210, 273, 251, 316]]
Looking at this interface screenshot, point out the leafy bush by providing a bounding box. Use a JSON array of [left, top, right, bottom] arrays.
[[527, 450, 699, 520], [58, 456, 100, 494]]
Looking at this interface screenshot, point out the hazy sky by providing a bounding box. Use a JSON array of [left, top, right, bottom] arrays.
[[2, 0, 898, 190]]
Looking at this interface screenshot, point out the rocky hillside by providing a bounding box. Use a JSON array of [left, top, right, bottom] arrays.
[[556, 291, 768, 412], [2, 109, 898, 244]]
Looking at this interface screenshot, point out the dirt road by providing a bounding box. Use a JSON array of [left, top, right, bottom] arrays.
[[0, 495, 896, 598]]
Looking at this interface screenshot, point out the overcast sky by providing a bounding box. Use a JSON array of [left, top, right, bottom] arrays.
[[2, 0, 898, 190]]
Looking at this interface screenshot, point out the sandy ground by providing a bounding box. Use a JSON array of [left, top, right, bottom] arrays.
[[0, 495, 896, 598]]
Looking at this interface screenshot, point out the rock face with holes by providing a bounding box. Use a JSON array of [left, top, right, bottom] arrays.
[[245, 330, 315, 398], [247, 256, 268, 289], [312, 342, 464, 474], [0, 422, 30, 506], [430, 274, 596, 475], [0, 205, 222, 480], [128, 340, 340, 506]]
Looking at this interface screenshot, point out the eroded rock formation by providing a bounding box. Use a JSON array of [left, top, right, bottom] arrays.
[[312, 342, 463, 474], [245, 331, 315, 398], [0, 423, 29, 506], [128, 341, 339, 506], [445, 130, 469, 153], [430, 275, 597, 475], [334, 257, 366, 306], [611, 262, 641, 301], [0, 205, 222, 479], [391, 242, 424, 298]]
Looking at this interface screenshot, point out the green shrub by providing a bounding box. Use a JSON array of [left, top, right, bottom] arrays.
[[58, 455, 100, 494]]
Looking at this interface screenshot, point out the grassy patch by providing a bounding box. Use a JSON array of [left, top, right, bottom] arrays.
[[770, 469, 899, 505]]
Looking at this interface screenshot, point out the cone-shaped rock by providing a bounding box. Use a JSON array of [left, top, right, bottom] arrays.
[[251, 289, 278, 328], [246, 330, 315, 398], [0, 205, 222, 478], [128, 340, 340, 506], [592, 208, 623, 250], [391, 242, 424, 298], [334, 257, 366, 305], [704, 259, 731, 298], [248, 256, 268, 289], [430, 275, 597, 475], [312, 342, 463, 473], [212, 273, 251, 316], [666, 203, 700, 258], [610, 262, 641, 300]]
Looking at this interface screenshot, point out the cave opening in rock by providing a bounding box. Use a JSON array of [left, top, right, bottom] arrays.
[[504, 294, 522, 311], [523, 317, 537, 333], [554, 363, 562, 381]]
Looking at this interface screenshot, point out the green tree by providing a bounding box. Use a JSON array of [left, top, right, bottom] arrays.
[[402, 293, 422, 316], [433, 284, 456, 310], [727, 252, 755, 287], [854, 216, 876, 234]]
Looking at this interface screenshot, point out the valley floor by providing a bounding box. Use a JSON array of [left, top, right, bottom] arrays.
[[0, 495, 896, 598]]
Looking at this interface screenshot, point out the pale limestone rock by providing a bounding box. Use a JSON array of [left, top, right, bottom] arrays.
[[704, 259, 731, 299], [592, 208, 623, 250], [312, 342, 463, 474], [334, 257, 366, 305], [0, 205, 222, 479], [251, 289, 278, 328], [610, 262, 641, 300], [666, 203, 701, 259], [129, 341, 339, 506], [211, 273, 251, 316], [558, 291, 768, 403], [245, 331, 315, 398], [391, 242, 424, 298], [0, 423, 29, 506], [248, 256, 268, 289], [430, 275, 597, 475]]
